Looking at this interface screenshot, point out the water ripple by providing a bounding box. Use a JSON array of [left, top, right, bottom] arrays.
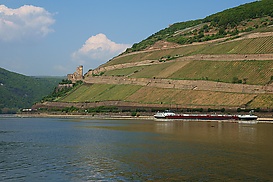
[[0, 118, 273, 181]]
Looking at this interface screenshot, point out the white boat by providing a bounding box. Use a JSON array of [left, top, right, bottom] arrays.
[[238, 114, 258, 120], [153, 110, 176, 119], [154, 110, 258, 121]]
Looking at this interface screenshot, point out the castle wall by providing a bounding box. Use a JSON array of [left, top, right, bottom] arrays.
[[67, 65, 83, 83], [56, 84, 73, 92]]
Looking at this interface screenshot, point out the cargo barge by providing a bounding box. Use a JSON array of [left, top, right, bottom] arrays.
[[154, 110, 257, 121]]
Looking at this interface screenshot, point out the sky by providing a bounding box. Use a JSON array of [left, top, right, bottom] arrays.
[[0, 0, 256, 76]]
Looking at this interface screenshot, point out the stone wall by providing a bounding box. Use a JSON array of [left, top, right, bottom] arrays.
[[56, 84, 73, 92], [85, 60, 160, 77]]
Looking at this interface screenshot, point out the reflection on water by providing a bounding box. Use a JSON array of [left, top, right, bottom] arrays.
[[155, 121, 258, 144], [0, 118, 273, 181]]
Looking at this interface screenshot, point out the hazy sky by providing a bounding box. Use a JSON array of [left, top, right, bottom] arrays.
[[0, 0, 255, 76]]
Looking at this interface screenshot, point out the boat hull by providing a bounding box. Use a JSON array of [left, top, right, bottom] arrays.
[[154, 112, 257, 121], [238, 115, 258, 120], [165, 115, 239, 120]]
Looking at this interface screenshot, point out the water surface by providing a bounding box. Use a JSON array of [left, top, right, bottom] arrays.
[[0, 117, 273, 181]]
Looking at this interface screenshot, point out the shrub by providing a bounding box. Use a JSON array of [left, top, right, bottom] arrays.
[[131, 111, 137, 117], [232, 77, 242, 84]]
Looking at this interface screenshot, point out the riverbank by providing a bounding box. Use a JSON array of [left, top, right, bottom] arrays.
[[257, 117, 273, 123], [14, 113, 154, 120], [6, 113, 273, 124]]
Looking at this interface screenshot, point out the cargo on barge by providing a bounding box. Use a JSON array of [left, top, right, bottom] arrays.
[[154, 110, 257, 121]]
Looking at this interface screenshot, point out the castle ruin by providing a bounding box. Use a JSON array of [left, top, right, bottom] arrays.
[[67, 65, 84, 83]]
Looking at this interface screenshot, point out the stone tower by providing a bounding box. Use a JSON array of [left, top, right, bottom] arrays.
[[67, 65, 84, 83], [77, 65, 83, 78]]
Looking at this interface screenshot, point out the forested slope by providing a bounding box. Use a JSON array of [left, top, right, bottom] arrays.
[[0, 67, 62, 113]]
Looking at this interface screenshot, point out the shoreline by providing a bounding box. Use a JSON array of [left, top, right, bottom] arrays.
[[13, 113, 155, 120], [1, 113, 272, 123]]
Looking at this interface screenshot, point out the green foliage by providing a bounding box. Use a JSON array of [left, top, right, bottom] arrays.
[[186, 108, 204, 112], [60, 84, 142, 103], [204, 0, 273, 28], [232, 77, 242, 84], [0, 67, 62, 109], [208, 108, 226, 113], [75, 80, 83, 86], [126, 19, 202, 52], [237, 108, 260, 113], [159, 55, 181, 62], [59, 79, 72, 84], [92, 72, 105, 76], [151, 108, 169, 112], [42, 86, 73, 102], [131, 111, 137, 117], [62, 106, 79, 113], [136, 108, 147, 112], [42, 80, 83, 102], [87, 106, 119, 113]]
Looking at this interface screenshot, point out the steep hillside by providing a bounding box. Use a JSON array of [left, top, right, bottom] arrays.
[[0, 67, 62, 113], [38, 31, 273, 112], [36, 0, 273, 113], [124, 0, 273, 53]]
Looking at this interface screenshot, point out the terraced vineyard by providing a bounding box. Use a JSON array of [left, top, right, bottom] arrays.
[[60, 84, 142, 103], [104, 62, 174, 78], [169, 60, 273, 85], [103, 60, 273, 85], [59, 32, 273, 110], [249, 94, 273, 108], [103, 44, 205, 67], [102, 35, 273, 69], [59, 83, 259, 108], [199, 36, 273, 54], [126, 87, 256, 107]]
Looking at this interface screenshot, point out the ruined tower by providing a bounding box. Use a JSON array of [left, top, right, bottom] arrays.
[[67, 65, 84, 83], [76, 65, 83, 78]]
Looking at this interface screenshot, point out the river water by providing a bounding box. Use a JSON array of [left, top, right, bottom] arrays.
[[0, 117, 273, 181]]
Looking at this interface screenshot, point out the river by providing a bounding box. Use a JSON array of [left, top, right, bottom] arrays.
[[0, 117, 273, 181]]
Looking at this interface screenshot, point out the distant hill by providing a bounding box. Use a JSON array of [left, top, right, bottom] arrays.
[[34, 0, 273, 113], [0, 67, 63, 113]]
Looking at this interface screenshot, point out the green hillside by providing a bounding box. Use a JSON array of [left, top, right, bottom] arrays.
[[58, 83, 256, 107], [124, 0, 273, 53], [0, 67, 62, 113], [60, 84, 142, 103], [105, 44, 205, 67], [37, 0, 273, 112], [103, 60, 273, 85], [104, 33, 273, 68]]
